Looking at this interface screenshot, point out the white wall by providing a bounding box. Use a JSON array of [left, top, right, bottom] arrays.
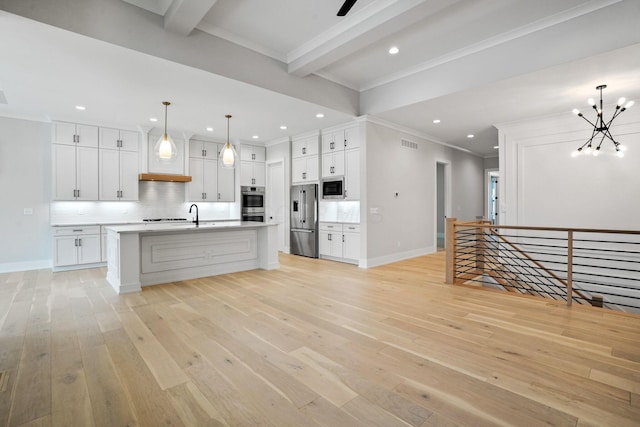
[[364, 120, 484, 267], [0, 117, 52, 271], [498, 108, 640, 228]]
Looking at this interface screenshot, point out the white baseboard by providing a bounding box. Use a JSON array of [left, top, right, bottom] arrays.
[[362, 246, 435, 268], [0, 259, 52, 273]]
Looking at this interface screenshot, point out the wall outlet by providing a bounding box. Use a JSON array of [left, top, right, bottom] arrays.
[[23, 208, 33, 215]]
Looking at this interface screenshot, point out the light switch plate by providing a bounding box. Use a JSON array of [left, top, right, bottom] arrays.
[[23, 208, 33, 215]]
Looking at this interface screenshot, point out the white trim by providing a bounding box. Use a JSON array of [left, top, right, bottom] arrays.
[[434, 160, 452, 251], [362, 246, 434, 268], [0, 259, 52, 273]]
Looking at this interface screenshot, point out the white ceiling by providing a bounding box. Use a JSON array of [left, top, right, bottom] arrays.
[[1, 0, 639, 156]]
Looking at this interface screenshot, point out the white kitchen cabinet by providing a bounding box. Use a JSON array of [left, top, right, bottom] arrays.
[[100, 128, 139, 151], [241, 145, 265, 162], [52, 143, 99, 200], [53, 122, 99, 147], [292, 136, 319, 158], [343, 126, 360, 150], [53, 226, 102, 269], [344, 148, 360, 200], [292, 157, 319, 183], [241, 161, 265, 187], [322, 131, 345, 153], [190, 140, 219, 159], [190, 158, 218, 201], [321, 152, 345, 178], [99, 149, 139, 201], [319, 222, 360, 264], [217, 166, 235, 201]]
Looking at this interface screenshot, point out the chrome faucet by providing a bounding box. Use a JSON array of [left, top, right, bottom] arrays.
[[189, 203, 199, 226]]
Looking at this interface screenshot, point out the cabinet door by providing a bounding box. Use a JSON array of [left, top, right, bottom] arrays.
[[344, 127, 360, 149], [52, 144, 77, 200], [345, 148, 360, 200], [203, 142, 218, 159], [322, 131, 344, 153], [189, 158, 205, 201], [77, 234, 101, 264], [252, 146, 266, 162], [76, 124, 99, 148], [253, 162, 265, 187], [319, 231, 331, 256], [76, 147, 99, 200], [343, 232, 360, 261], [330, 233, 343, 258], [189, 140, 204, 158], [217, 165, 235, 202], [292, 158, 306, 183], [53, 122, 77, 146], [54, 236, 78, 266], [119, 130, 139, 152], [305, 156, 319, 182], [99, 128, 120, 150], [240, 161, 254, 186], [322, 152, 344, 178], [99, 149, 120, 201], [119, 150, 139, 200], [203, 159, 218, 201]]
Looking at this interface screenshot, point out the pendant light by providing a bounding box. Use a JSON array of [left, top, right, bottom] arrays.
[[219, 114, 238, 169], [155, 101, 177, 160], [572, 85, 634, 158]]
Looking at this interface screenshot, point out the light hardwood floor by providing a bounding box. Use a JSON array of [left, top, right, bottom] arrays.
[[1, 252, 639, 426]]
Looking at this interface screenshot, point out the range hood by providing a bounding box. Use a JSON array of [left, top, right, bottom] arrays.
[[139, 173, 192, 182]]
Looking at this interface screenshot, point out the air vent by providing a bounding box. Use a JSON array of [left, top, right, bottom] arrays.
[[401, 139, 418, 150]]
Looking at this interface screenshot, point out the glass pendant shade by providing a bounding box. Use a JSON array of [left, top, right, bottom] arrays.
[[219, 114, 237, 169], [155, 133, 177, 160], [156, 101, 176, 161]]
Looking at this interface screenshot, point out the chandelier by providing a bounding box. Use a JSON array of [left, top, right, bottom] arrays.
[[572, 85, 634, 158]]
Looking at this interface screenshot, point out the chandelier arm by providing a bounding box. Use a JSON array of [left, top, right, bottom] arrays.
[[595, 133, 608, 150], [577, 114, 597, 128], [602, 126, 618, 145]]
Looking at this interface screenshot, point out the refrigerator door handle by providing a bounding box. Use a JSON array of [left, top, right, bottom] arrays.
[[303, 189, 307, 223], [292, 229, 314, 233], [299, 190, 303, 224]]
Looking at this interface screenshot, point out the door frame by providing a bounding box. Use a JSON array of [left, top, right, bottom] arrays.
[[434, 160, 452, 250], [266, 158, 288, 253], [485, 168, 499, 223]]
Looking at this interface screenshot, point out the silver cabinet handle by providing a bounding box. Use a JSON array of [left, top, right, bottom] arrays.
[[302, 147, 306, 155], [342, 235, 345, 243], [218, 193, 221, 200]]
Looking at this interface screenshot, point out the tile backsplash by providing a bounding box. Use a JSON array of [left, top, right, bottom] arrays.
[[319, 201, 360, 223], [50, 181, 239, 224]]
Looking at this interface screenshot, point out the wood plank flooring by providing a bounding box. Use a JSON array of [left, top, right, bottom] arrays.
[[1, 252, 639, 426]]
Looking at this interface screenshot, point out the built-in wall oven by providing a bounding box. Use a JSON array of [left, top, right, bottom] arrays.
[[241, 186, 265, 222]]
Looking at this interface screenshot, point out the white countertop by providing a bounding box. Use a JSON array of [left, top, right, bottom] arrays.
[[105, 221, 276, 234], [51, 219, 241, 227]]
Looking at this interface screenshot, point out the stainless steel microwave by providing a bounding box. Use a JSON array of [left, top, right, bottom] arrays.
[[321, 177, 345, 199]]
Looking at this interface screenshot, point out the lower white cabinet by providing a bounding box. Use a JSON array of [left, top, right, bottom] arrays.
[[53, 226, 101, 268], [319, 222, 360, 264]]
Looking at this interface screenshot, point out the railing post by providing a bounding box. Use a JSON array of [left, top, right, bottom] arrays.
[[475, 222, 485, 275], [445, 218, 457, 284], [567, 230, 573, 306]]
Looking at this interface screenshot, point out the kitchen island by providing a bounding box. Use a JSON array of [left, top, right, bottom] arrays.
[[105, 221, 279, 294]]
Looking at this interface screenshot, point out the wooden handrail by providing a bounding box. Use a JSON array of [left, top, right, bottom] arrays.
[[453, 222, 640, 235]]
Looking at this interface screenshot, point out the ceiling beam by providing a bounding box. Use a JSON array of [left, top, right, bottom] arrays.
[[164, 0, 218, 36], [287, 0, 460, 77]]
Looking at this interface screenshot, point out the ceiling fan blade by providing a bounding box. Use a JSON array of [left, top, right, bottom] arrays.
[[337, 0, 358, 16]]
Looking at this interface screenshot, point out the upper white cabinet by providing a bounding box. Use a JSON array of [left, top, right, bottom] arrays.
[[100, 128, 139, 152], [189, 140, 236, 201], [99, 128, 139, 201], [53, 122, 99, 147], [241, 145, 265, 163], [52, 122, 99, 201], [321, 124, 361, 200], [292, 133, 320, 184], [240, 144, 266, 187]]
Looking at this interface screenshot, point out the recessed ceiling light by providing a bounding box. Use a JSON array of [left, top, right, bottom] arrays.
[[149, 117, 158, 122], [467, 134, 475, 139], [493, 145, 499, 149], [206, 127, 213, 132], [75, 105, 86, 111], [280, 125, 287, 130], [252, 135, 259, 139], [433, 119, 441, 124], [388, 46, 399, 55], [316, 113, 324, 118]]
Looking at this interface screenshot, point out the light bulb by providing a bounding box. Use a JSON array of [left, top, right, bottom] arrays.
[[592, 148, 600, 156], [588, 98, 595, 106], [572, 108, 580, 115], [617, 97, 626, 106], [219, 142, 238, 169], [618, 144, 627, 152], [156, 134, 176, 160], [584, 146, 592, 155], [597, 108, 602, 115], [571, 150, 580, 157], [617, 150, 625, 158], [625, 100, 635, 109]]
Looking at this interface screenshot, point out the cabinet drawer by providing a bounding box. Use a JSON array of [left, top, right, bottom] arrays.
[[54, 225, 101, 236], [343, 224, 360, 233], [319, 223, 343, 232]]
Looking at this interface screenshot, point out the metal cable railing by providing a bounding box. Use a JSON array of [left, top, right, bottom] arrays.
[[445, 219, 640, 313]]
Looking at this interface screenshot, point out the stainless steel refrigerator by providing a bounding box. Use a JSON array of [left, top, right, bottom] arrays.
[[290, 184, 318, 258]]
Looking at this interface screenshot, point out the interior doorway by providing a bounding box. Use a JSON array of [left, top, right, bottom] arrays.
[[266, 160, 286, 251], [485, 169, 499, 224], [435, 161, 450, 251]]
